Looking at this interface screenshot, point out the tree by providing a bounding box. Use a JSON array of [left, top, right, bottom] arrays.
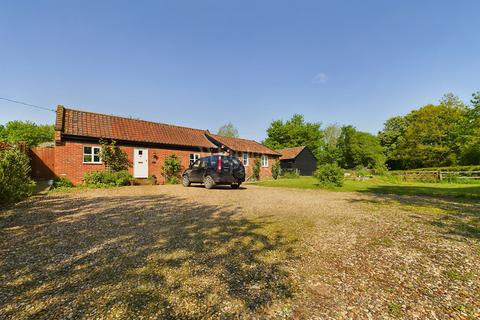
[[0, 121, 54, 147], [459, 92, 480, 164], [217, 122, 239, 138], [439, 92, 466, 109], [337, 126, 385, 169], [394, 104, 466, 168], [378, 116, 407, 169], [263, 114, 324, 155]]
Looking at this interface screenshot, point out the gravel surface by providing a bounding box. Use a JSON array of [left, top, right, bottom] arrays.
[[1, 184, 479, 319]]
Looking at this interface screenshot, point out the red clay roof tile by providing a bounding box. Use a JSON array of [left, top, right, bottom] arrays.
[[207, 133, 280, 156], [59, 107, 216, 149], [276, 146, 306, 160]]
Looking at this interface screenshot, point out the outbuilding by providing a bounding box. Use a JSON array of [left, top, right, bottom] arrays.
[[276, 146, 317, 176]]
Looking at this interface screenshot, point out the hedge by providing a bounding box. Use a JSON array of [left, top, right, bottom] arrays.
[[0, 147, 36, 205]]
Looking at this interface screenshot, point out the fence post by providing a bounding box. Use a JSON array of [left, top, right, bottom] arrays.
[[438, 170, 443, 182]]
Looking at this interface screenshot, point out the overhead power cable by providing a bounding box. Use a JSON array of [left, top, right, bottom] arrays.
[[0, 97, 55, 112]]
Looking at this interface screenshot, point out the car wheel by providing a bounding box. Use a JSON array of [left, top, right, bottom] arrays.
[[203, 176, 215, 189], [231, 183, 240, 189], [182, 175, 191, 187]]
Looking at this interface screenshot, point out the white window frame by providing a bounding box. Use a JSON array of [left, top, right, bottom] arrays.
[[190, 153, 200, 166], [261, 154, 268, 167], [242, 152, 249, 166], [83, 146, 102, 164]]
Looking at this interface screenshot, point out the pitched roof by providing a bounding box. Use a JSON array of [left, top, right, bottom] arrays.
[[207, 133, 280, 156], [277, 146, 306, 160], [56, 106, 216, 149]]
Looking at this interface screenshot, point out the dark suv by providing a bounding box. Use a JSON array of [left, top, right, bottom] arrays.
[[182, 155, 245, 189]]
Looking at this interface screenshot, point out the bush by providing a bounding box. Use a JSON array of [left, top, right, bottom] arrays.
[[52, 177, 73, 188], [0, 147, 36, 205], [314, 163, 344, 187], [84, 170, 132, 187], [252, 158, 261, 181], [161, 155, 182, 184], [99, 139, 130, 171], [281, 169, 300, 179], [271, 161, 281, 180]]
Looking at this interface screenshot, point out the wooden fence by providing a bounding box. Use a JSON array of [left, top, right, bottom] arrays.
[[391, 170, 480, 182]]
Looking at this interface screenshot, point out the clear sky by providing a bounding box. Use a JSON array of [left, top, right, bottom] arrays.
[[1, 1, 479, 141]]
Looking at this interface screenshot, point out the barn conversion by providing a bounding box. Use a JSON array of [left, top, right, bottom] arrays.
[[31, 106, 280, 185], [276, 146, 317, 176]]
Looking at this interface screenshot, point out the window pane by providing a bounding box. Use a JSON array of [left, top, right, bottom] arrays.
[[93, 155, 100, 163], [84, 154, 92, 163], [93, 147, 100, 155], [84, 146, 92, 155]]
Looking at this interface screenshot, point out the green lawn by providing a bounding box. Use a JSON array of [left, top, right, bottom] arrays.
[[252, 176, 480, 199]]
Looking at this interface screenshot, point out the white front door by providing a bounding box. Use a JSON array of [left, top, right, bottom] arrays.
[[133, 148, 148, 178]]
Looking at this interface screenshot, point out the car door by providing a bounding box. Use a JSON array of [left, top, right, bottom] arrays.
[[189, 159, 207, 182]]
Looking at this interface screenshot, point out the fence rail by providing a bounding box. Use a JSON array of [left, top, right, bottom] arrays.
[[391, 170, 480, 182]]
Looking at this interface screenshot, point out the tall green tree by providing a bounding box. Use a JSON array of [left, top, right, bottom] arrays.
[[217, 122, 239, 138], [394, 104, 466, 168], [378, 116, 407, 169], [337, 126, 385, 169], [459, 92, 480, 164], [0, 121, 54, 147], [263, 114, 324, 155]]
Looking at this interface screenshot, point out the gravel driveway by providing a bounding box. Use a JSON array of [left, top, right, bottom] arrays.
[[1, 184, 479, 319]]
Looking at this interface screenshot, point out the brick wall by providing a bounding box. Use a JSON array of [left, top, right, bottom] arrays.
[[54, 140, 213, 185], [234, 152, 278, 180], [54, 140, 278, 185]]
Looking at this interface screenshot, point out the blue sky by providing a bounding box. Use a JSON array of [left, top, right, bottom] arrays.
[[1, 1, 479, 141]]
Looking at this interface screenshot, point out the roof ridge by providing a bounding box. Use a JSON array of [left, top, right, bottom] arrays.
[[64, 106, 208, 133], [211, 133, 262, 144]]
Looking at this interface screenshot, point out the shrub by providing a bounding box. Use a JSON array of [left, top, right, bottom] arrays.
[[161, 155, 182, 184], [271, 161, 281, 180], [99, 139, 130, 172], [84, 170, 132, 187], [0, 147, 36, 205], [252, 158, 261, 181], [281, 169, 300, 179], [314, 163, 344, 187], [52, 177, 74, 188]]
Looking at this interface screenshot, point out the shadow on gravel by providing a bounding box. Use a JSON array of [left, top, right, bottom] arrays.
[[0, 193, 296, 319]]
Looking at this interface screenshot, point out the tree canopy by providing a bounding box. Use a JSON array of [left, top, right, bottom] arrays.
[[217, 122, 239, 138], [263, 114, 323, 154], [0, 121, 54, 147], [337, 126, 385, 169]]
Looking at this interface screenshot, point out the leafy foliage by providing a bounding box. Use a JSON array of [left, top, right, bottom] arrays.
[[252, 158, 261, 180], [217, 122, 239, 138], [99, 139, 130, 172], [281, 169, 300, 179], [263, 114, 324, 156], [83, 170, 132, 187], [314, 163, 344, 187], [337, 126, 385, 169], [271, 160, 281, 180], [0, 147, 36, 205], [0, 121, 54, 147], [161, 154, 182, 184], [52, 177, 74, 188]]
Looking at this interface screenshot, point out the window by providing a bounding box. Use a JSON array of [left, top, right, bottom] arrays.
[[83, 146, 101, 164], [242, 152, 249, 166], [261, 155, 268, 167], [190, 153, 200, 166]]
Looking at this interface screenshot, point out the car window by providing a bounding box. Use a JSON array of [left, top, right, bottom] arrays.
[[192, 160, 201, 168]]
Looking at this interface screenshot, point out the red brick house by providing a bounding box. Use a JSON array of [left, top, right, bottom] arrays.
[[32, 106, 280, 185]]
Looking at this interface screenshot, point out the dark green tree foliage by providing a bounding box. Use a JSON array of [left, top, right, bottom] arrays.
[[99, 139, 130, 172], [317, 124, 341, 165], [263, 114, 324, 155], [217, 122, 239, 138], [459, 92, 480, 164], [378, 116, 407, 170], [0, 121, 54, 147], [337, 126, 385, 169]]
